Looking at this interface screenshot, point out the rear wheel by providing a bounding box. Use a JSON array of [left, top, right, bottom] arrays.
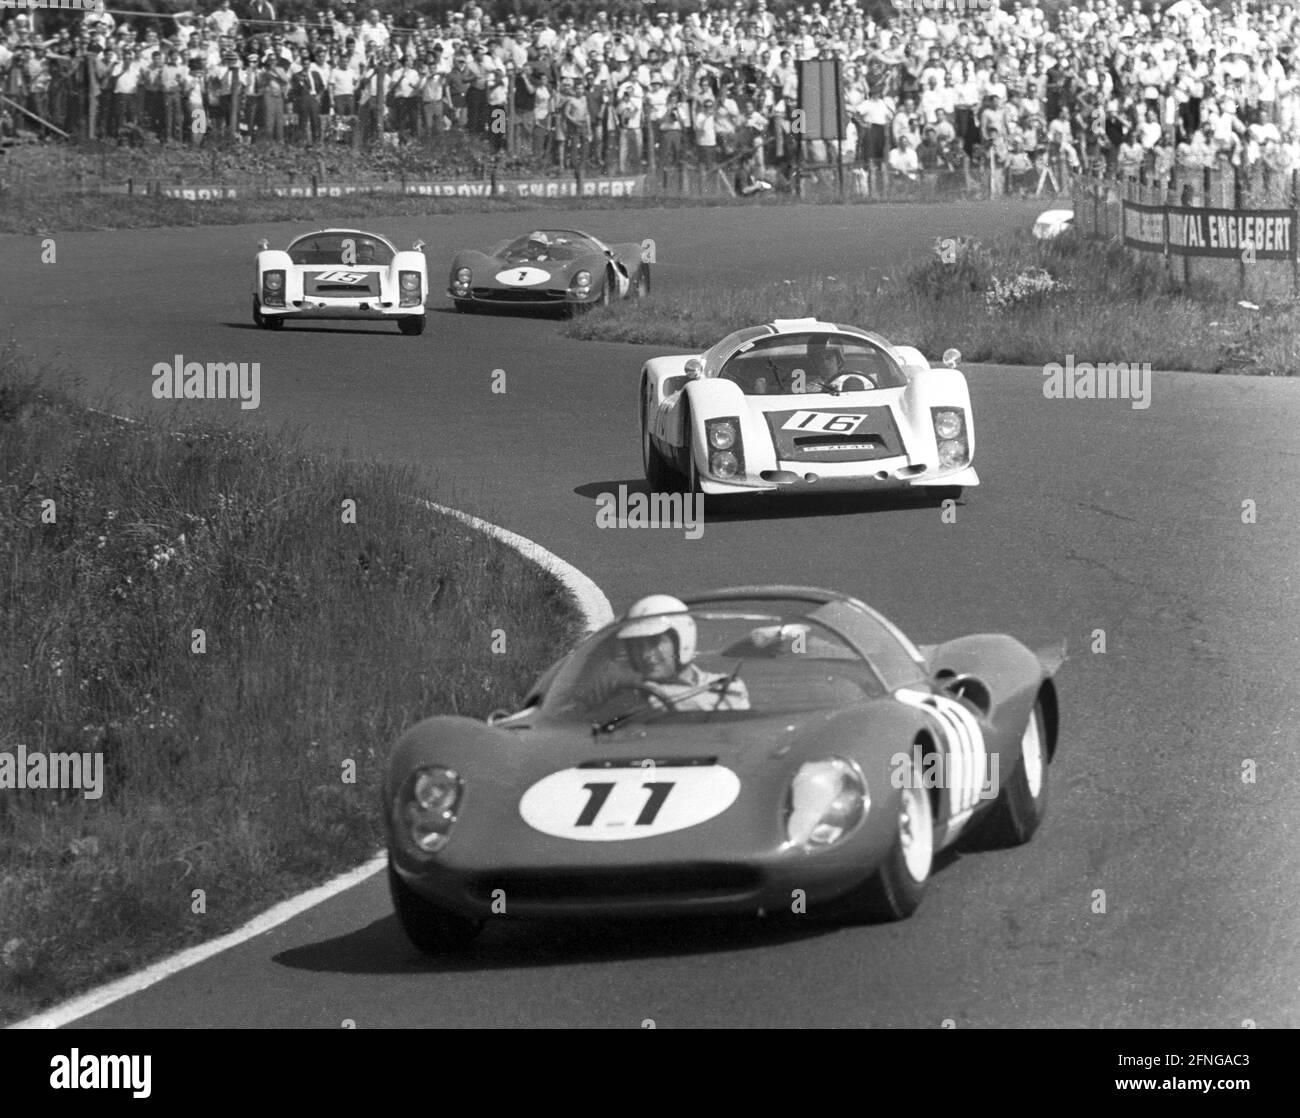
[[968, 696, 1050, 849], [398, 315, 426, 336], [837, 751, 933, 923], [387, 857, 483, 956]]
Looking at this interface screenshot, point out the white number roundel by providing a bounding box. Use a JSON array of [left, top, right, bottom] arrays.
[[494, 267, 551, 287], [519, 766, 740, 841]]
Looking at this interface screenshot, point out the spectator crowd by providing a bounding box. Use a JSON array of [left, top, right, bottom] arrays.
[[3, 0, 1300, 189]]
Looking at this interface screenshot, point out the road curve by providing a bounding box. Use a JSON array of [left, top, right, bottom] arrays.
[[4, 200, 1299, 1028]]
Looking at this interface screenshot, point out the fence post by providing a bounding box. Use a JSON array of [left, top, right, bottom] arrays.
[[506, 72, 515, 156], [1235, 159, 1246, 296], [1293, 170, 1299, 298]]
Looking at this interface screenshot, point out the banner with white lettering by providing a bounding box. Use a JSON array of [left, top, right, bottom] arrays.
[[1121, 199, 1296, 260], [155, 176, 647, 202]]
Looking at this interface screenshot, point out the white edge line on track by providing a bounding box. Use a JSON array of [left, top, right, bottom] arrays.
[[11, 490, 613, 1030]]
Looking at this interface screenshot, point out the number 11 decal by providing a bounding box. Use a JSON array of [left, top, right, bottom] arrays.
[[576, 781, 675, 827]]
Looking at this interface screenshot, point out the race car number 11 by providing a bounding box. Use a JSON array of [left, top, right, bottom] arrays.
[[519, 765, 742, 841], [782, 411, 867, 434]]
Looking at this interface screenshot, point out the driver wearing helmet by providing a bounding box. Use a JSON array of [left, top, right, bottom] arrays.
[[355, 238, 377, 264], [618, 594, 750, 712], [801, 336, 875, 394]]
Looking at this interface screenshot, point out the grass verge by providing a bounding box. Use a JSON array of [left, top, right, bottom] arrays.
[[0, 351, 582, 1024], [565, 230, 1300, 376]]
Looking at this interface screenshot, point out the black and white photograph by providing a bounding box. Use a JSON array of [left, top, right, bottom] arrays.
[[1, 0, 1295, 1075]]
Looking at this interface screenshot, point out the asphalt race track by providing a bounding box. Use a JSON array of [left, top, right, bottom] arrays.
[[4, 201, 1300, 1028]]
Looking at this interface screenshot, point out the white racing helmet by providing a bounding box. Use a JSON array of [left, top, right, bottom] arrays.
[[618, 594, 697, 666]]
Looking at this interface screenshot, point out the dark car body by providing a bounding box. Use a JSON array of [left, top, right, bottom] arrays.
[[447, 228, 650, 312], [383, 587, 1062, 951]]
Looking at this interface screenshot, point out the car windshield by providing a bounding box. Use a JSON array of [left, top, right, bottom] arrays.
[[501, 230, 601, 263], [535, 603, 892, 727], [717, 333, 908, 395], [288, 232, 394, 266]]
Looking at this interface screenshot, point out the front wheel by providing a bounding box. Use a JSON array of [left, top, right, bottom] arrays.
[[967, 696, 1050, 849], [643, 419, 677, 492], [252, 298, 284, 329], [398, 315, 426, 336], [388, 857, 483, 956], [837, 752, 933, 923]]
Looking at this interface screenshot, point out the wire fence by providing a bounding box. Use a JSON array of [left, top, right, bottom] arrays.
[[1072, 162, 1300, 300]]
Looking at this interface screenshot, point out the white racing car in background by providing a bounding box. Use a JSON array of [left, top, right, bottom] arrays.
[[1032, 209, 1075, 240], [253, 227, 429, 334], [640, 318, 979, 501]]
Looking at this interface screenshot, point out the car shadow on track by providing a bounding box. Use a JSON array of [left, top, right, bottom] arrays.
[[222, 322, 414, 336], [276, 910, 859, 976], [574, 479, 965, 522], [430, 303, 568, 321], [274, 849, 963, 976]]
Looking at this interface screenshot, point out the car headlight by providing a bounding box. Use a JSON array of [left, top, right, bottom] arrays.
[[704, 417, 744, 478], [260, 267, 283, 305], [933, 408, 963, 440], [399, 270, 422, 306], [451, 267, 471, 295], [573, 270, 592, 291], [398, 766, 463, 854], [785, 758, 868, 849], [708, 420, 736, 449], [938, 438, 968, 467], [710, 450, 739, 477]]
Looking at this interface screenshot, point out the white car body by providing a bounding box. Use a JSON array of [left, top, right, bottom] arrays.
[[1032, 209, 1074, 240], [640, 318, 979, 498], [252, 227, 429, 334]]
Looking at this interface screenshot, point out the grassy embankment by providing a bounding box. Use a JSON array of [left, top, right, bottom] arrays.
[[0, 352, 582, 1024], [567, 229, 1300, 377]]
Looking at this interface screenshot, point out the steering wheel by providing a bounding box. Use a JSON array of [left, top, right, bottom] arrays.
[[618, 680, 682, 710], [830, 373, 874, 392]]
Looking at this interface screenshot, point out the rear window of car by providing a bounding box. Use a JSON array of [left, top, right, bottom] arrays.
[[288, 234, 394, 266]]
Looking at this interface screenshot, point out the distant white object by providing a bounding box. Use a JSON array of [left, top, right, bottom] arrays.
[[1033, 209, 1075, 240]]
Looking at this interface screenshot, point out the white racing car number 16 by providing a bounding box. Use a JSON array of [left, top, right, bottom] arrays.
[[519, 765, 740, 841]]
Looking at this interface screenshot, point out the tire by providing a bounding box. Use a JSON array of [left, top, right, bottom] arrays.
[[453, 299, 473, 314], [643, 417, 676, 492], [837, 751, 933, 923], [968, 696, 1050, 849], [599, 269, 614, 307], [680, 405, 702, 496], [633, 264, 651, 298], [398, 315, 426, 336], [252, 298, 283, 329], [387, 857, 483, 956]]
